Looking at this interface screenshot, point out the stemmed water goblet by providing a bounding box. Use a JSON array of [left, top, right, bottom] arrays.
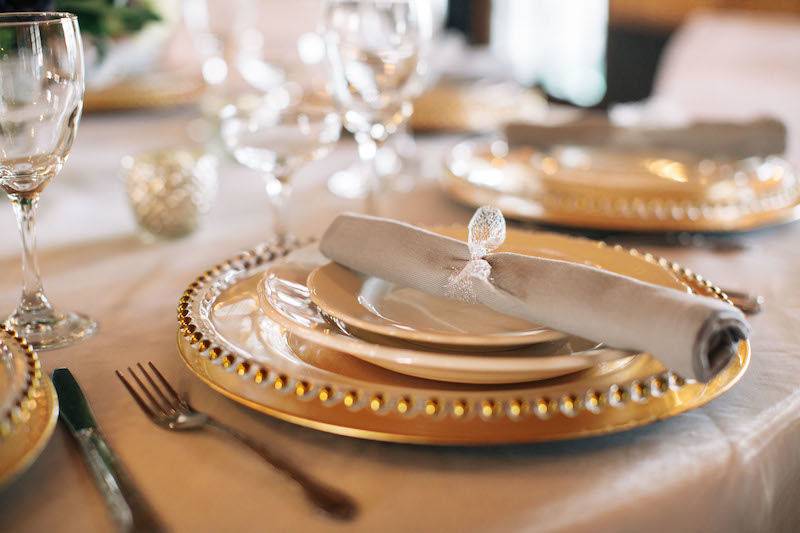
[[183, 0, 287, 110], [321, 0, 433, 209], [0, 12, 96, 349], [219, 85, 342, 237]]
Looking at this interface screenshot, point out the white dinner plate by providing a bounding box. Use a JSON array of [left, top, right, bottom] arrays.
[[307, 264, 563, 350]]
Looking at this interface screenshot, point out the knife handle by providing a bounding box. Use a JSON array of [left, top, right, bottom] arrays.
[[75, 428, 166, 533]]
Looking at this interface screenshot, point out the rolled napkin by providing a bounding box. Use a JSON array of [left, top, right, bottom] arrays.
[[505, 115, 786, 159], [320, 207, 750, 383]]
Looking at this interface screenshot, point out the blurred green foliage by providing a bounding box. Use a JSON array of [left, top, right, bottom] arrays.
[[57, 0, 161, 39], [0, 1, 161, 58]]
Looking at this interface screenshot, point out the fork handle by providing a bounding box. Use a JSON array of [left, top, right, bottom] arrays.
[[204, 418, 358, 520]]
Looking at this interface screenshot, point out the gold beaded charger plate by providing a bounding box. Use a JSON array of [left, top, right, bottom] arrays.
[[0, 328, 58, 487], [442, 137, 800, 233], [175, 236, 750, 445], [304, 227, 686, 351]]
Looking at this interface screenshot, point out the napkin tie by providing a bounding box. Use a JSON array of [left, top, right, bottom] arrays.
[[446, 207, 505, 303]]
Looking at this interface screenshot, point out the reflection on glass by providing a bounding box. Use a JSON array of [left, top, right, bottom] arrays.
[[0, 12, 96, 349]]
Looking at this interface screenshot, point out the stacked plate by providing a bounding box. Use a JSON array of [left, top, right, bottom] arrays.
[[259, 227, 673, 386], [176, 228, 750, 445], [0, 326, 58, 487]]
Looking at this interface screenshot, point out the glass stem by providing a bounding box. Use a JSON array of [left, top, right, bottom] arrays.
[[266, 174, 291, 240], [10, 193, 53, 318], [356, 132, 386, 215]]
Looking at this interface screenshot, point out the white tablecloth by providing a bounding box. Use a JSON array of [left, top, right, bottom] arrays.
[[2, 12, 800, 533]]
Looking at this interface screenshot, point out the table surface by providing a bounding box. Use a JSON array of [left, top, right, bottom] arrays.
[[3, 13, 800, 533]]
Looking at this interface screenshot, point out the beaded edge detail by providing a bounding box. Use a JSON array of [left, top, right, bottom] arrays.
[[0, 326, 43, 439]]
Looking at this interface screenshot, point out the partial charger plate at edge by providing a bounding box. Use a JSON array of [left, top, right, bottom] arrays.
[[0, 328, 58, 488]]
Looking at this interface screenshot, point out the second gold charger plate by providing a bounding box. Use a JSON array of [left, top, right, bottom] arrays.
[[442, 137, 800, 232], [175, 235, 750, 445]]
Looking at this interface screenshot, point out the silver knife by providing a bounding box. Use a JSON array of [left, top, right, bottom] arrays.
[[53, 368, 166, 533]]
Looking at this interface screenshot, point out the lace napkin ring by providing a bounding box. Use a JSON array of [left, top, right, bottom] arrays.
[[446, 206, 506, 303]]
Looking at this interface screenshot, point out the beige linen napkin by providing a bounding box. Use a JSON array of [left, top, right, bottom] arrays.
[[320, 208, 749, 383], [505, 115, 786, 159]]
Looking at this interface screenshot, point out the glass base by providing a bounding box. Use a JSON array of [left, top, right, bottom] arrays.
[[5, 310, 97, 351]]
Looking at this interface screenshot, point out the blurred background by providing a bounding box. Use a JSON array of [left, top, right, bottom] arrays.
[[8, 0, 798, 107], [25, 0, 795, 147], [1, 0, 798, 239], [447, 0, 800, 106]]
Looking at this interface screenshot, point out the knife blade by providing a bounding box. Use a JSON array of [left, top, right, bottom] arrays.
[[53, 368, 165, 533]]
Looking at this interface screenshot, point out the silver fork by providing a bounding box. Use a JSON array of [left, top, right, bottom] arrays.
[[116, 362, 358, 521]]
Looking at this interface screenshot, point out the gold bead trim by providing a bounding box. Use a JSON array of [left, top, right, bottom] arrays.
[[0, 325, 44, 439], [535, 183, 800, 223], [176, 236, 735, 423]]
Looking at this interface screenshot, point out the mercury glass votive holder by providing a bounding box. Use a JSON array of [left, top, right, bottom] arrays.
[[122, 148, 218, 240]]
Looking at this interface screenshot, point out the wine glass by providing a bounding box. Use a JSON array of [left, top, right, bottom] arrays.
[[183, 0, 286, 103], [220, 86, 342, 237], [321, 0, 433, 207], [0, 12, 96, 350]]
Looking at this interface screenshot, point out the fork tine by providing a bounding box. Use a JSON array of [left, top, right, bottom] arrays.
[[127, 366, 170, 416], [147, 362, 186, 408], [116, 370, 157, 419], [137, 362, 179, 412]]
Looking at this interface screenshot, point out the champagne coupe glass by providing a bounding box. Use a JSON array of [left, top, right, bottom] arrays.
[[322, 0, 433, 209], [220, 86, 342, 237], [0, 12, 96, 350]]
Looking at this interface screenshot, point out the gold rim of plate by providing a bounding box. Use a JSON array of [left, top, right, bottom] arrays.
[[410, 83, 547, 133], [84, 74, 205, 112], [441, 139, 800, 233], [175, 235, 750, 445], [0, 327, 58, 488]]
